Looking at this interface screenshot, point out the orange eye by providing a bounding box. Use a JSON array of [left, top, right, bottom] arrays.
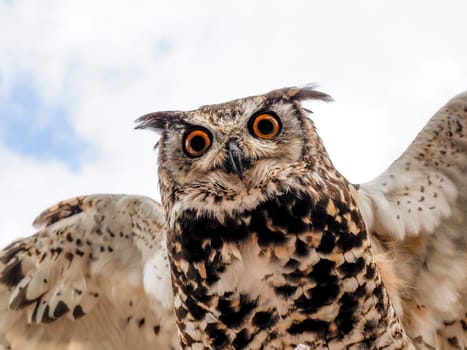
[[183, 128, 212, 157], [249, 112, 282, 139]]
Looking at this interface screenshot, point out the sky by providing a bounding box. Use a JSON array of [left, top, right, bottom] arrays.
[[0, 0, 466, 248]]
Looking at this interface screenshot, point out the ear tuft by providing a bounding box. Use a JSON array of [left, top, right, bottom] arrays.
[[135, 111, 187, 131], [267, 84, 333, 103]]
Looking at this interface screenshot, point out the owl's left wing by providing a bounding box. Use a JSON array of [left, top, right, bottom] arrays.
[[0, 194, 177, 350], [356, 91, 467, 349]]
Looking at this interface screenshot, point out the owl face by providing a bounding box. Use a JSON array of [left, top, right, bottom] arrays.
[[137, 87, 332, 215]]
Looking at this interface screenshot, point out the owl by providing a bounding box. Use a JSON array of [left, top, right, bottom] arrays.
[[0, 86, 465, 350]]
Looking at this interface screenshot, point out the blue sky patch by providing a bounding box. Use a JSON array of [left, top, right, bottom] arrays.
[[0, 79, 90, 170], [154, 38, 172, 56]]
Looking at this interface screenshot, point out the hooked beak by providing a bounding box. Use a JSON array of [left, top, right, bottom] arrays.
[[225, 139, 248, 179]]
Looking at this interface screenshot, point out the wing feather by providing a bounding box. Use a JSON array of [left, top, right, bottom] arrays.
[[357, 92, 467, 349], [0, 194, 177, 350]]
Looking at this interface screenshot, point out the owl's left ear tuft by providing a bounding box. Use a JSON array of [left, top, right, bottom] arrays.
[[135, 111, 188, 131], [267, 85, 333, 103]]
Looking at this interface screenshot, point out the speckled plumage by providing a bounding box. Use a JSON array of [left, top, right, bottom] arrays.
[[0, 195, 177, 349], [138, 86, 414, 349], [0, 87, 465, 350]]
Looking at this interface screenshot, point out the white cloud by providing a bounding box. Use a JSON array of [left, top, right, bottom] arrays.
[[0, 0, 466, 247]]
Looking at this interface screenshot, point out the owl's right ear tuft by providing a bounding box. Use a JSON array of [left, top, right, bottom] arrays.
[[135, 111, 188, 131]]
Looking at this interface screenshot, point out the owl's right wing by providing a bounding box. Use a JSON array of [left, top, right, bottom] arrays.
[[0, 194, 177, 350]]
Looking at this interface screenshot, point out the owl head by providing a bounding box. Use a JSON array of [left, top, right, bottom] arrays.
[[137, 86, 333, 218]]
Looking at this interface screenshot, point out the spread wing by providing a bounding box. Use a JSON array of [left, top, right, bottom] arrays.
[[357, 92, 467, 349], [0, 194, 177, 350]]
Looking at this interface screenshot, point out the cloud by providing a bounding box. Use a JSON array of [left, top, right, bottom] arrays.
[[0, 0, 466, 247]]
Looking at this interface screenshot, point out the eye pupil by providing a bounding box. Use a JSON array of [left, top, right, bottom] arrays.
[[257, 119, 274, 135], [249, 112, 281, 139], [183, 128, 212, 157], [190, 135, 206, 152]]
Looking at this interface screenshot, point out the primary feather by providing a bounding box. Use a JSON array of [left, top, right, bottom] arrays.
[[358, 91, 467, 350], [0, 195, 177, 349]]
